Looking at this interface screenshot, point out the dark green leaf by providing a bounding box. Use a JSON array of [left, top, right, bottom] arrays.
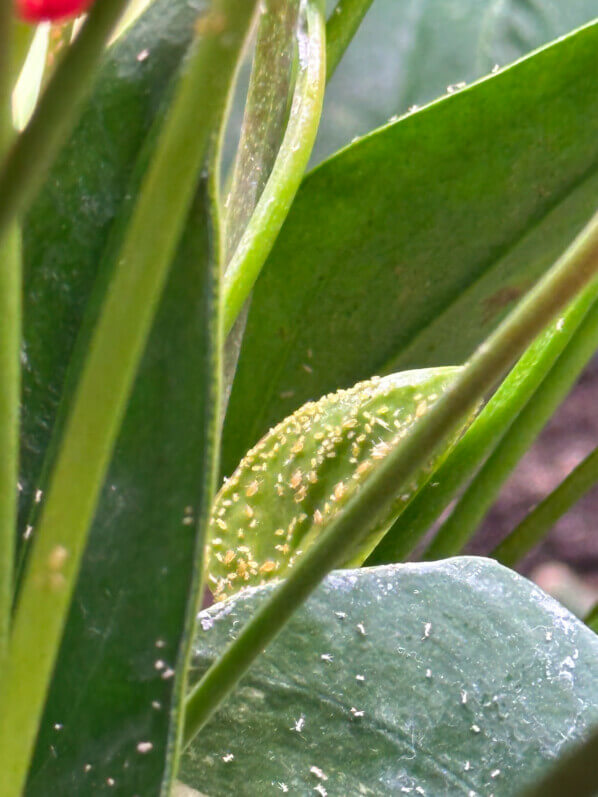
[[20, 0, 200, 526], [181, 557, 598, 795], [21, 0, 231, 792], [26, 186, 220, 795], [316, 0, 598, 161], [222, 21, 598, 478]]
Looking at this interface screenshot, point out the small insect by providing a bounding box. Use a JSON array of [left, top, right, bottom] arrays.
[[16, 0, 94, 22], [206, 367, 475, 601]]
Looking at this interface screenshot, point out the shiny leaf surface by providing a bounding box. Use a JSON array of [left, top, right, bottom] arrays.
[[182, 557, 598, 795], [222, 21, 598, 478]]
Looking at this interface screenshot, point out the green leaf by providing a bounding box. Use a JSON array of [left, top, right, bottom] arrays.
[[19, 0, 201, 529], [18, 0, 245, 792], [181, 557, 598, 795], [316, 0, 598, 161], [222, 20, 598, 478], [367, 279, 598, 566], [26, 186, 220, 795], [207, 367, 468, 601]]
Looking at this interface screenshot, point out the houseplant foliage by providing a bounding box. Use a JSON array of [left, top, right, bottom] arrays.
[[0, 0, 597, 794]]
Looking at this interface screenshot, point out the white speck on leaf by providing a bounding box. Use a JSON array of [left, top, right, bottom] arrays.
[[291, 715, 305, 732], [200, 616, 214, 632], [310, 765, 327, 780]]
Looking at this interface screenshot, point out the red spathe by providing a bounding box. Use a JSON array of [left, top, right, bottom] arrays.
[[17, 0, 94, 22]]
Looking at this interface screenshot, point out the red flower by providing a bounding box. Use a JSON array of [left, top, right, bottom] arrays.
[[16, 0, 93, 22]]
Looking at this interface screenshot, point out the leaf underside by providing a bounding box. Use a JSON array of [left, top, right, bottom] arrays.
[[207, 367, 470, 601]]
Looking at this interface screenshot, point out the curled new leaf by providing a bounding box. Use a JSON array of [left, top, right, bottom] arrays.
[[207, 367, 474, 600]]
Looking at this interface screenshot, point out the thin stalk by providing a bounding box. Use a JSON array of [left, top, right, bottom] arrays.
[[184, 207, 598, 746], [585, 602, 598, 634], [0, 0, 131, 239], [493, 444, 598, 567], [11, 20, 36, 78], [221, 0, 326, 337], [425, 300, 598, 560], [326, 0, 375, 79], [221, 0, 298, 408], [0, 0, 21, 668], [224, 0, 299, 258], [0, 3, 255, 794], [367, 277, 598, 566], [521, 724, 598, 797]]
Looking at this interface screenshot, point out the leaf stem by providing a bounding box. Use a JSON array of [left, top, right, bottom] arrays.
[[366, 277, 598, 566], [425, 295, 598, 560], [492, 443, 598, 567], [326, 0, 374, 79], [184, 207, 598, 746], [224, 0, 299, 259], [0, 3, 255, 793], [585, 602, 598, 634], [221, 0, 326, 337], [0, 0, 21, 668], [0, 0, 131, 239], [220, 0, 298, 407]]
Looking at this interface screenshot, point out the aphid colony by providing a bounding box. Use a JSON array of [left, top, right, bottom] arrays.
[[206, 367, 466, 601]]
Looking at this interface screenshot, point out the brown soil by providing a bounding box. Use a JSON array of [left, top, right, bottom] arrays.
[[469, 357, 598, 591]]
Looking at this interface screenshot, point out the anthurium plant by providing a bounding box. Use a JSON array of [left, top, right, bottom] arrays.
[[1, 0, 598, 794]]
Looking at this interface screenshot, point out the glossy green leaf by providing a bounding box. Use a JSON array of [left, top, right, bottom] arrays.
[[316, 0, 598, 161], [19, 0, 201, 529], [207, 367, 469, 601], [181, 557, 598, 795], [19, 0, 244, 792], [222, 20, 598, 478], [26, 185, 220, 796]]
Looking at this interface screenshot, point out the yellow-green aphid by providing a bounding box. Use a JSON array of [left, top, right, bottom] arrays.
[[206, 367, 473, 601]]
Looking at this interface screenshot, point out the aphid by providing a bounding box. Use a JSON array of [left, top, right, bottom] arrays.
[[205, 367, 476, 600]]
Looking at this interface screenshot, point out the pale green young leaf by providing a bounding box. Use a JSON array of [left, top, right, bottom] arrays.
[[207, 367, 473, 601]]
